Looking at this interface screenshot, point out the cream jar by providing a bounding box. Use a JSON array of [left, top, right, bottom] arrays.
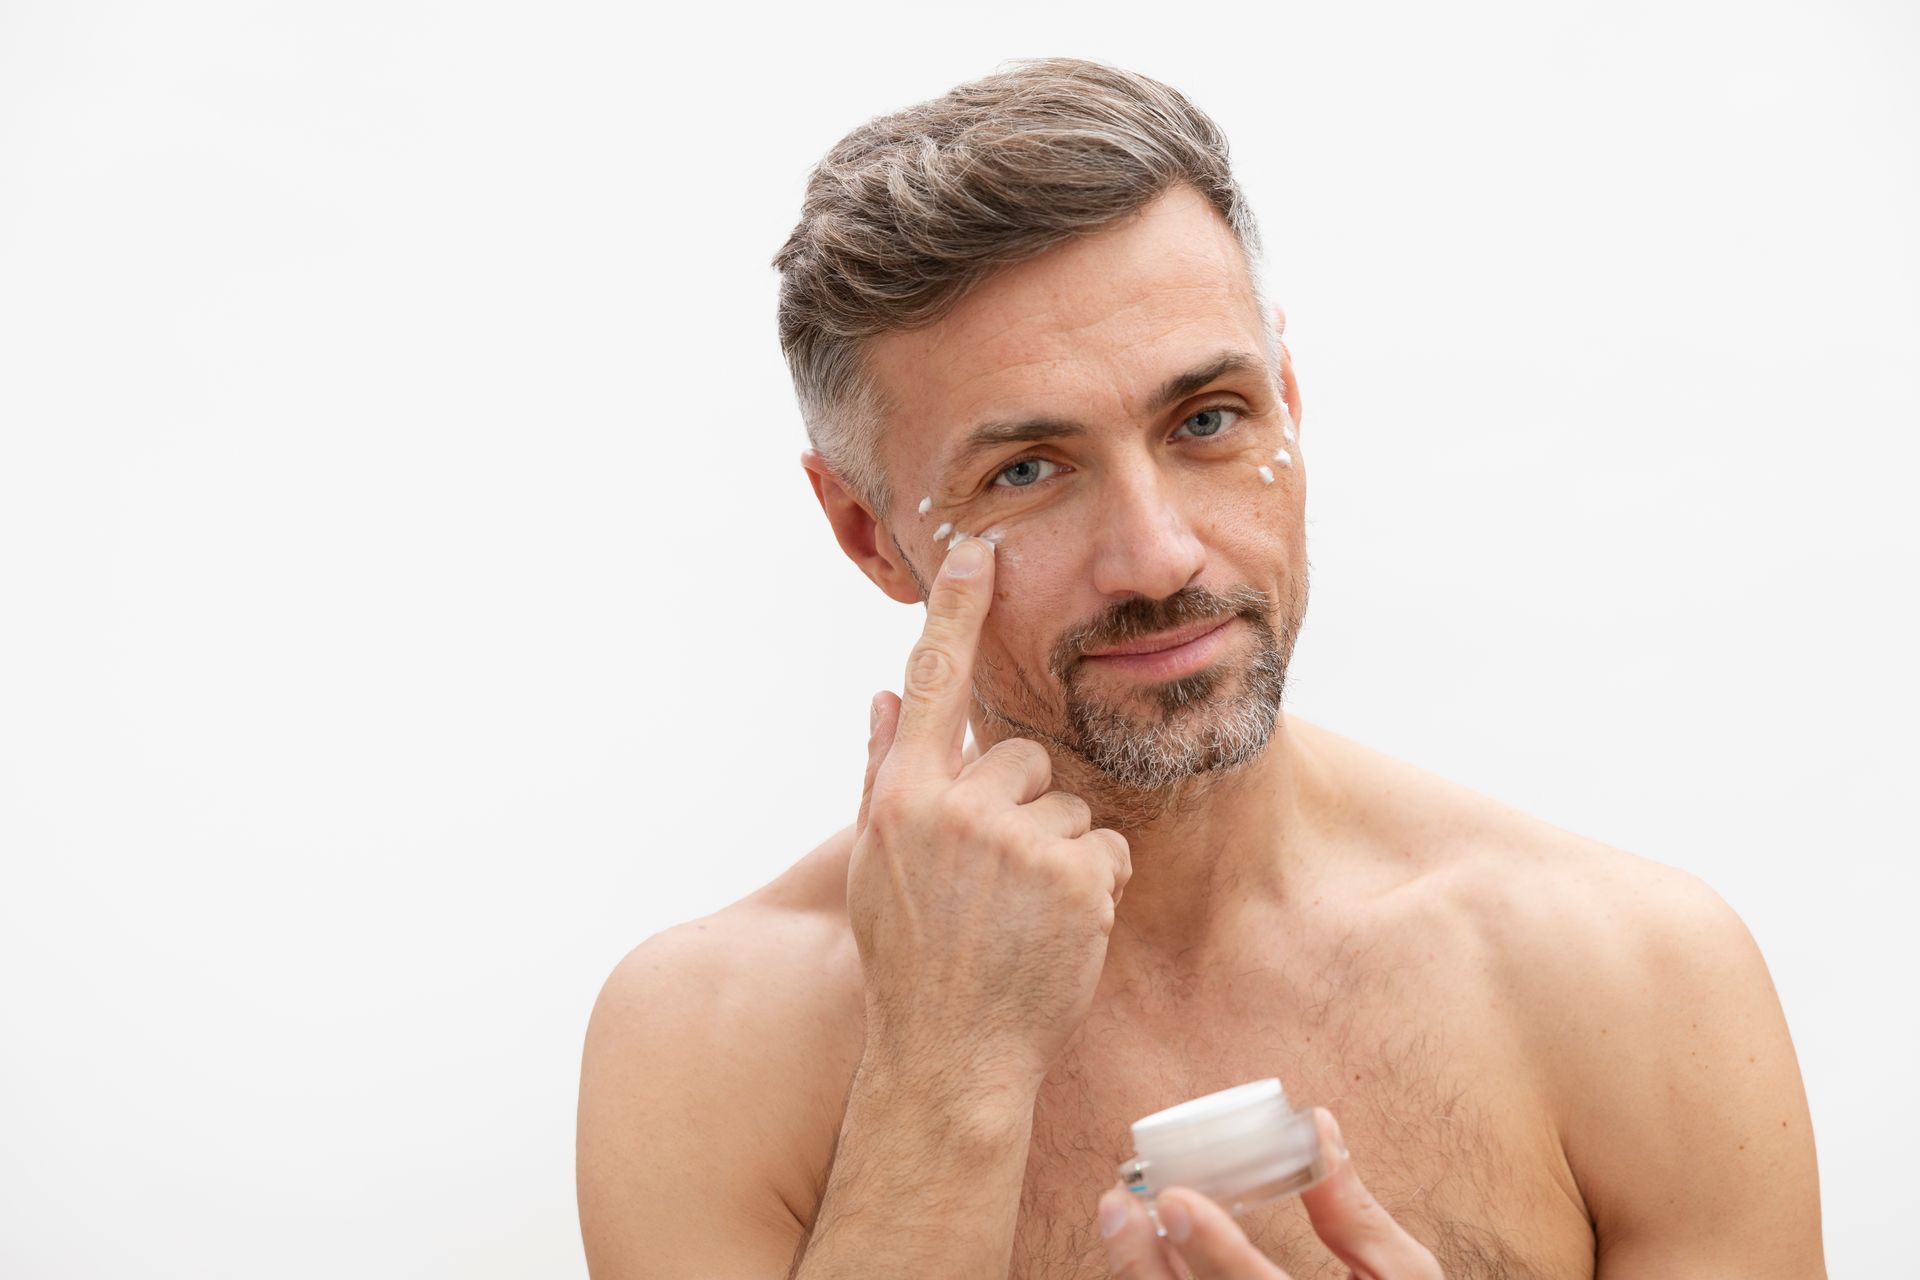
[[1115, 1077, 1331, 1233]]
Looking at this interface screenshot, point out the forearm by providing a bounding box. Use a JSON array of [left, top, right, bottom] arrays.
[[793, 1052, 1037, 1279]]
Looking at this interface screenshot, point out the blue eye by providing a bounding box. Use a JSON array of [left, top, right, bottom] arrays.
[[992, 457, 1064, 489], [987, 405, 1247, 492], [1172, 405, 1245, 439]]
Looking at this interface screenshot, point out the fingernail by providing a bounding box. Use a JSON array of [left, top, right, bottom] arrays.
[[1323, 1107, 1349, 1163], [1159, 1194, 1192, 1243], [1098, 1191, 1128, 1239], [946, 537, 988, 577]]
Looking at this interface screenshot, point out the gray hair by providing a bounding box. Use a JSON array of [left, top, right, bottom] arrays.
[[771, 56, 1277, 522]]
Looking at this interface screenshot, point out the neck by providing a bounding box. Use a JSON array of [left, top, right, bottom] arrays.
[[975, 707, 1335, 973]]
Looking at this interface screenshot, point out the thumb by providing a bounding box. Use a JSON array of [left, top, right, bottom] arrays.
[[856, 690, 902, 834]]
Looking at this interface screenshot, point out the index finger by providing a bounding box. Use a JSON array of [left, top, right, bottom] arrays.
[[888, 534, 996, 780]]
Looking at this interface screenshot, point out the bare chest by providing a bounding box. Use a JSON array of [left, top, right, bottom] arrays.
[[778, 862, 1600, 1277], [1002, 962, 1596, 1279]]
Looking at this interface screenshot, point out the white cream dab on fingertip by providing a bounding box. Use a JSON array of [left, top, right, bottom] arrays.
[[1256, 464, 1275, 484], [948, 530, 974, 550], [917, 495, 932, 515], [933, 521, 953, 541]]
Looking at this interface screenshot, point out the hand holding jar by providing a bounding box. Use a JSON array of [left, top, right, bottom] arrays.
[[1098, 1081, 1444, 1279]]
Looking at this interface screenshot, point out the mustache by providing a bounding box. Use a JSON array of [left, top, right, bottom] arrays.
[[1050, 583, 1273, 680]]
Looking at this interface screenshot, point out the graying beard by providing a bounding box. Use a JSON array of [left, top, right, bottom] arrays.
[[972, 599, 1296, 819]]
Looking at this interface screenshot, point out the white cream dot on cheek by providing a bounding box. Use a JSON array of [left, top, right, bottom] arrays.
[[1272, 447, 1292, 467], [1282, 422, 1295, 445], [933, 521, 953, 541], [1256, 464, 1275, 484], [918, 495, 932, 515]]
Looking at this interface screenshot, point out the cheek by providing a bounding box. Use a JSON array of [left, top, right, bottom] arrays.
[[1244, 434, 1295, 486], [986, 530, 1032, 604], [1214, 460, 1286, 524], [979, 527, 1078, 639], [1193, 458, 1298, 569]]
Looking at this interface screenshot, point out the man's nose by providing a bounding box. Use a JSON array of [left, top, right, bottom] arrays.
[[1086, 458, 1208, 601]]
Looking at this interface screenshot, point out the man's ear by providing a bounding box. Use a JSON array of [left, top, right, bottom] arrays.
[[1273, 302, 1302, 432], [799, 448, 924, 605]]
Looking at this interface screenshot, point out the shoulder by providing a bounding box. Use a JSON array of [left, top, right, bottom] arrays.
[[1302, 722, 1753, 1006], [1435, 815, 1824, 1272], [585, 821, 857, 1036], [1442, 820, 1746, 1070], [583, 848, 861, 1065], [577, 829, 864, 1273]]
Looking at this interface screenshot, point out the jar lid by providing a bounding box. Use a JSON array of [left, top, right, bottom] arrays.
[[1131, 1078, 1291, 1162]]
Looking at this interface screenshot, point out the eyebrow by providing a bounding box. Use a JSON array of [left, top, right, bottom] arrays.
[[940, 349, 1270, 479]]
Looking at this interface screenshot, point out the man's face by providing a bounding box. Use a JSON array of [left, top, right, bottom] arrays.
[[863, 183, 1308, 794]]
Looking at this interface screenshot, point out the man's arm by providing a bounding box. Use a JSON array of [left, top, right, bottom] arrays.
[[576, 918, 1041, 1279], [1547, 861, 1826, 1278]]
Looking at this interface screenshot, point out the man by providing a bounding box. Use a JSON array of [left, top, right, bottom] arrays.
[[576, 57, 1825, 1279]]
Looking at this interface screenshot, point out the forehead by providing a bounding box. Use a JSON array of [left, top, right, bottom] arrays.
[[864, 184, 1265, 477]]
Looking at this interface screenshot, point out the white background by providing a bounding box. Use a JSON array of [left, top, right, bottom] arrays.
[[2, 1, 1914, 1275]]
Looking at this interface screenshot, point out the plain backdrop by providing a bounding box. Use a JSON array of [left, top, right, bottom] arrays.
[[1, 0, 1914, 1275]]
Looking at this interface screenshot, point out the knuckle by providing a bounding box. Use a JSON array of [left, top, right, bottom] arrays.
[[1044, 790, 1092, 833], [980, 736, 1042, 773], [1008, 736, 1051, 771], [978, 801, 1024, 847], [936, 787, 992, 841], [904, 645, 958, 700], [1033, 840, 1082, 888]]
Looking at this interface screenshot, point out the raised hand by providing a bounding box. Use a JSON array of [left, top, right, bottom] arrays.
[[849, 534, 1133, 1106]]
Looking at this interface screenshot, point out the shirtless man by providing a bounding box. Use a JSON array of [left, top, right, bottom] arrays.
[[576, 58, 1825, 1278]]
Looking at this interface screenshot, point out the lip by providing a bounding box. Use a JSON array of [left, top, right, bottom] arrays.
[[1081, 618, 1235, 680], [1085, 617, 1232, 657]]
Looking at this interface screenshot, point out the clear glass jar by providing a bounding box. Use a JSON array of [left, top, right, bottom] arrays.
[[1115, 1077, 1331, 1235]]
